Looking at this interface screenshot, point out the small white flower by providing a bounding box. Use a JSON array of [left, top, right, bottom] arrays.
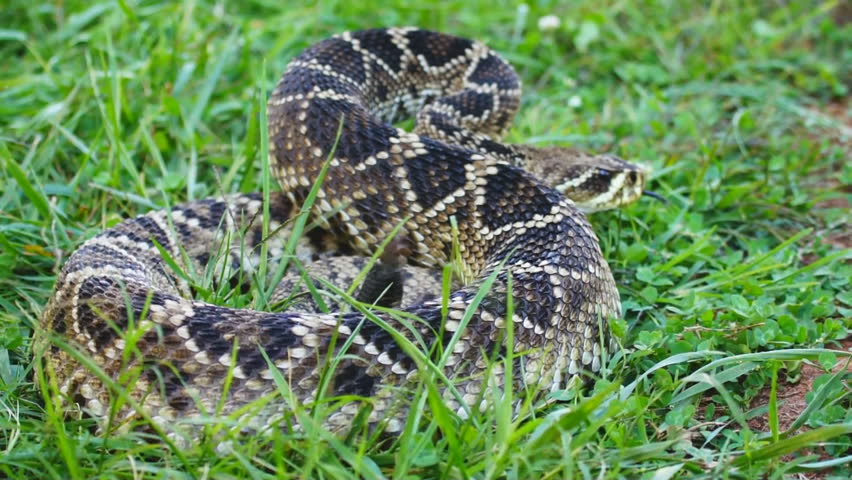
[[538, 15, 561, 32], [568, 95, 582, 108], [213, 1, 225, 18]]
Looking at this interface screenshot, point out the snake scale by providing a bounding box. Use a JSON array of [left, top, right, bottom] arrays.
[[38, 28, 651, 437]]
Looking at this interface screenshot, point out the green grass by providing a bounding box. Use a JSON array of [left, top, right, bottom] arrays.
[[2, 0, 851, 478]]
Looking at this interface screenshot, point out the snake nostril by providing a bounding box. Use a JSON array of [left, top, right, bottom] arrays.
[[628, 171, 638, 184]]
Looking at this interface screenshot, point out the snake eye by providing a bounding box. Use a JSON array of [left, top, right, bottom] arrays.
[[597, 168, 611, 178]]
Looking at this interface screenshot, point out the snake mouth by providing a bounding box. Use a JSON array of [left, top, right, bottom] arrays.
[[642, 190, 667, 203]]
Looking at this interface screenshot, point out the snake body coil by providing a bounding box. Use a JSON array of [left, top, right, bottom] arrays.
[[39, 28, 642, 435]]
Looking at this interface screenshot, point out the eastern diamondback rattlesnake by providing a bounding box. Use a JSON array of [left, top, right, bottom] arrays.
[[38, 27, 653, 437]]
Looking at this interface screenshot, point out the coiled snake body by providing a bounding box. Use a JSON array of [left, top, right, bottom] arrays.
[[39, 28, 649, 436]]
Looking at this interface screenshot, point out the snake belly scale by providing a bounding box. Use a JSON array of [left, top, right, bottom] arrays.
[[38, 27, 631, 435]]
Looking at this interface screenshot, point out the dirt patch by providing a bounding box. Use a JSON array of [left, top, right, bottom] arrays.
[[747, 337, 852, 433], [743, 338, 852, 479], [833, 2, 852, 26], [799, 96, 850, 263], [822, 101, 851, 130], [809, 97, 851, 151], [800, 191, 850, 264], [821, 230, 852, 251], [691, 339, 851, 431], [746, 94, 851, 478]]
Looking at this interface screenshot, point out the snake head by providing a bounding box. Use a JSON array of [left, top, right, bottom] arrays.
[[517, 146, 653, 213]]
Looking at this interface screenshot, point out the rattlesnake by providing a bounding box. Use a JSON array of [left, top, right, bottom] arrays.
[[37, 28, 651, 437]]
